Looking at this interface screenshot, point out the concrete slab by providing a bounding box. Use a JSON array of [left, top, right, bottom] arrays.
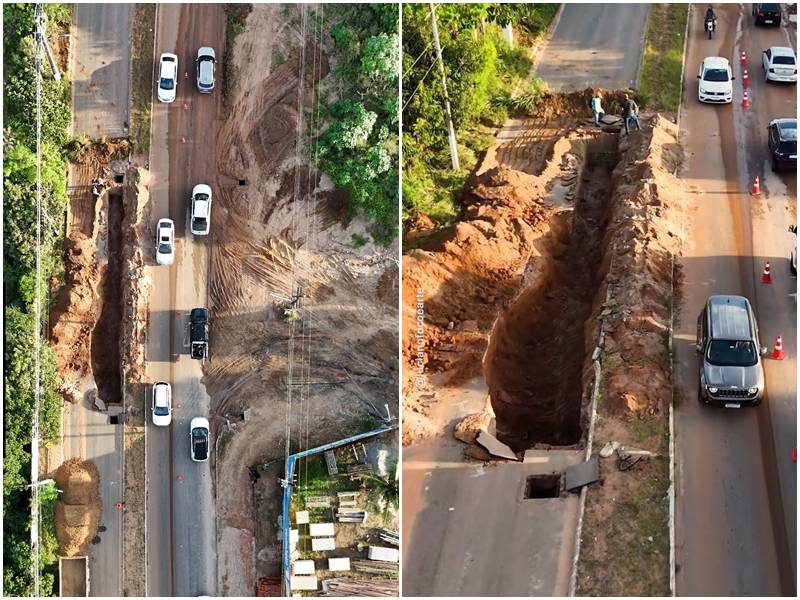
[[564, 456, 600, 492], [476, 430, 519, 461]]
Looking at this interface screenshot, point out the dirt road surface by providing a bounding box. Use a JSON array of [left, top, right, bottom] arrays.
[[535, 3, 650, 91], [674, 4, 796, 596], [71, 4, 131, 138], [144, 4, 223, 597]]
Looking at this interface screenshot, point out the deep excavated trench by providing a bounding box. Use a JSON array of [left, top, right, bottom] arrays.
[[90, 191, 124, 405], [485, 135, 619, 451]]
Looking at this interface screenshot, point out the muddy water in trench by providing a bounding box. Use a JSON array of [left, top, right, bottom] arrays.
[[90, 192, 124, 405], [486, 144, 618, 451]]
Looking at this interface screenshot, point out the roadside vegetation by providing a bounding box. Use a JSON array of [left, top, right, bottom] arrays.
[[3, 3, 72, 595], [402, 3, 559, 227], [129, 3, 156, 156], [313, 4, 399, 241], [638, 4, 688, 112], [223, 3, 253, 109]]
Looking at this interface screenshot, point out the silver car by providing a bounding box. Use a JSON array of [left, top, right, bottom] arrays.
[[196, 47, 216, 93], [696, 295, 767, 407]]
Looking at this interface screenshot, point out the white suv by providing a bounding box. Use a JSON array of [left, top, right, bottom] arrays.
[[190, 184, 212, 235], [155, 218, 175, 265], [157, 53, 178, 103], [196, 47, 216, 93], [697, 57, 734, 104]]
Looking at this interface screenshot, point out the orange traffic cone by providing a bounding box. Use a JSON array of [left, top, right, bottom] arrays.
[[761, 262, 772, 283], [742, 69, 749, 88], [740, 50, 747, 66], [183, 102, 189, 111], [771, 335, 785, 360], [115, 501, 125, 509], [742, 90, 751, 108], [751, 175, 760, 195]]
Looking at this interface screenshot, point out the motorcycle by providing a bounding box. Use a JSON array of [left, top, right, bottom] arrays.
[[705, 17, 716, 39]]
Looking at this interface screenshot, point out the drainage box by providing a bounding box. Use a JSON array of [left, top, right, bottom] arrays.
[[523, 473, 562, 499]]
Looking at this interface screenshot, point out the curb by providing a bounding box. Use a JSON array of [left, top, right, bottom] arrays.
[[568, 254, 614, 596], [634, 5, 652, 90], [528, 3, 565, 79]]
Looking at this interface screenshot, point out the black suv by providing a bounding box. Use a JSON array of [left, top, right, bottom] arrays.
[[768, 118, 797, 171], [753, 3, 782, 25], [190, 307, 209, 360]]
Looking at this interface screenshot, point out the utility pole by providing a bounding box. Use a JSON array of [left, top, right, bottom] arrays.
[[429, 3, 460, 171]]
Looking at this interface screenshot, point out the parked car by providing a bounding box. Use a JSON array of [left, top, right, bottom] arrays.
[[767, 118, 797, 171], [196, 47, 216, 93], [190, 184, 212, 235], [190, 307, 209, 360], [190, 417, 210, 462], [752, 3, 782, 25], [696, 295, 767, 407], [762, 47, 797, 83], [157, 53, 178, 103], [697, 57, 735, 104], [790, 225, 797, 275], [151, 382, 172, 426], [155, 218, 175, 265]]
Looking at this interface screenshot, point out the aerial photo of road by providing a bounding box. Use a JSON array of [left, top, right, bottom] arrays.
[[3, 2, 399, 598], [402, 2, 796, 597]]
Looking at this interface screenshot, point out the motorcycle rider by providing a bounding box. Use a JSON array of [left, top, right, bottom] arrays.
[[705, 5, 717, 30]]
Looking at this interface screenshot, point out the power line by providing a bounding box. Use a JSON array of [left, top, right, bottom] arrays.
[[401, 59, 436, 113], [402, 42, 432, 79]]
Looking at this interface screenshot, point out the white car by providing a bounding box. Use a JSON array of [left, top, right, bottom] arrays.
[[762, 47, 797, 83], [157, 53, 178, 103], [697, 56, 734, 103], [151, 382, 172, 426], [196, 47, 216, 93], [155, 218, 175, 265], [190, 184, 212, 235], [190, 417, 210, 462], [790, 225, 797, 275]]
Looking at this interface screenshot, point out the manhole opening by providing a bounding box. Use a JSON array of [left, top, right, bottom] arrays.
[[238, 179, 246, 186], [113, 174, 124, 184], [109, 416, 119, 425], [524, 473, 562, 499]]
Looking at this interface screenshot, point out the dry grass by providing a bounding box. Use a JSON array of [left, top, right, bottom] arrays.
[[129, 3, 156, 157]]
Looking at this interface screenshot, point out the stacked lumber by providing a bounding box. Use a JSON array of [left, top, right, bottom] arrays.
[[378, 528, 399, 546], [351, 559, 399, 577], [320, 577, 398, 596]]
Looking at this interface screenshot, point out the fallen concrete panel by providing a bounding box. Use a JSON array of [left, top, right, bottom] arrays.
[[565, 456, 599, 492], [476, 430, 519, 461]]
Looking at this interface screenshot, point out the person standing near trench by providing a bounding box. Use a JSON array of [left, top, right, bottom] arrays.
[[591, 90, 605, 126], [622, 93, 642, 135]]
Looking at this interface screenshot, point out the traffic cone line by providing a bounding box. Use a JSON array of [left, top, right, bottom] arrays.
[[740, 50, 747, 65], [771, 335, 785, 360], [761, 262, 772, 283], [751, 175, 760, 195]]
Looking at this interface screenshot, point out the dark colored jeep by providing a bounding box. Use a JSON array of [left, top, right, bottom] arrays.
[[190, 307, 209, 360], [753, 3, 782, 25], [768, 118, 797, 171]]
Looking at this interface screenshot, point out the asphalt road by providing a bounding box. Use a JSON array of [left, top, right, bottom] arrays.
[[61, 398, 122, 597], [71, 3, 130, 138], [674, 4, 796, 596], [535, 3, 650, 91], [144, 4, 224, 597]]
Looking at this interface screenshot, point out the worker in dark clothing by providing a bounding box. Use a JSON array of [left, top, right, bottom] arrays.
[[621, 94, 641, 135]]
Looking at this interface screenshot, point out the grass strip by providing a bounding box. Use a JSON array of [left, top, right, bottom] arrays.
[[638, 4, 688, 112], [129, 3, 156, 156]]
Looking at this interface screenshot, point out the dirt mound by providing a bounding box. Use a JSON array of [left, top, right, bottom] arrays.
[[523, 88, 635, 120], [53, 459, 102, 557]]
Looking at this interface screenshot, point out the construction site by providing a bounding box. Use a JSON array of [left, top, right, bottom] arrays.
[[402, 90, 682, 594]]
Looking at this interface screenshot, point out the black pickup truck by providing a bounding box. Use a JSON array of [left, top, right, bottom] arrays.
[[190, 307, 209, 360]]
